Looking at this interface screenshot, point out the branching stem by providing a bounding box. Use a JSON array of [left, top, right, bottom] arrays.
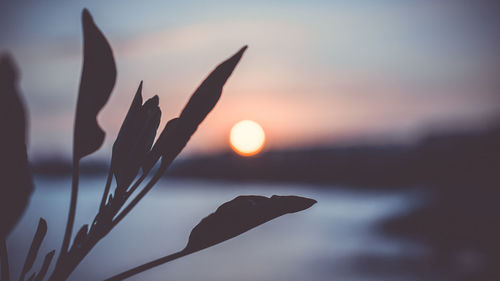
[[111, 159, 168, 229], [99, 168, 114, 211]]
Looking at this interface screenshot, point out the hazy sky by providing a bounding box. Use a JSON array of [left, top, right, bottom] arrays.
[[1, 0, 499, 159]]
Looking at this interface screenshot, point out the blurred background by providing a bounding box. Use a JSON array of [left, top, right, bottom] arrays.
[[2, 0, 499, 280]]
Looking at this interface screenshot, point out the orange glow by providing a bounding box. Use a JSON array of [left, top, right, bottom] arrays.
[[229, 120, 266, 156]]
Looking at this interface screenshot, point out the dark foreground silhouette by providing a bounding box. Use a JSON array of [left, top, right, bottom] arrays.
[[0, 9, 315, 281], [0, 54, 33, 281]]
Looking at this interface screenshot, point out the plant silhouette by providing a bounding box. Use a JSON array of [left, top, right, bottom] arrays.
[[0, 54, 34, 281], [0, 8, 316, 281], [106, 195, 316, 280]]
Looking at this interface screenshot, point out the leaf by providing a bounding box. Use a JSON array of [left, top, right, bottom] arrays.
[[143, 46, 247, 171], [33, 250, 55, 281], [178, 46, 247, 137], [111, 83, 162, 188], [184, 195, 316, 253], [112, 82, 143, 159], [19, 218, 47, 280], [102, 195, 315, 281], [128, 97, 161, 178], [111, 82, 143, 187], [0, 54, 33, 237], [122, 96, 161, 182], [73, 9, 117, 159]]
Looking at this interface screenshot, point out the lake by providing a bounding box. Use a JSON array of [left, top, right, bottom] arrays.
[[6, 176, 430, 281]]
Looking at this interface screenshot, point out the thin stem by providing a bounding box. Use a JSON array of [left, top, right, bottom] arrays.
[[111, 159, 168, 229], [0, 237, 9, 281], [48, 159, 169, 281], [99, 168, 113, 211], [103, 250, 188, 281], [56, 158, 80, 267], [46, 161, 163, 281], [106, 171, 149, 224], [126, 173, 147, 196]]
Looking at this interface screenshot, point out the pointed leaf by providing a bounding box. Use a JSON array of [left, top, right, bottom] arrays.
[[111, 82, 143, 167], [73, 9, 116, 159], [130, 98, 161, 175], [111, 82, 144, 187], [178, 46, 247, 137], [136, 97, 162, 153], [19, 218, 47, 280], [184, 195, 316, 253], [0, 54, 33, 237], [102, 195, 315, 281], [113, 94, 161, 188], [33, 250, 55, 281], [143, 46, 247, 172]]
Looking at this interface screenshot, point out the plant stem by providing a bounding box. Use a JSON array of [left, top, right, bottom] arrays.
[[126, 173, 146, 196], [99, 168, 113, 211], [0, 237, 9, 281], [111, 159, 168, 228], [55, 158, 80, 271], [103, 249, 188, 281], [47, 160, 164, 281]]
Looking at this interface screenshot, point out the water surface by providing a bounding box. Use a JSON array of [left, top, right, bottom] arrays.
[[7, 176, 423, 281]]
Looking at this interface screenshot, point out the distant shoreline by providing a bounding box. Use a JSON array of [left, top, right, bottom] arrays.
[[31, 122, 500, 191]]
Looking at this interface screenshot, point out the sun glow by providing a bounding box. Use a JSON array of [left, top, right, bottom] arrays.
[[230, 120, 266, 156]]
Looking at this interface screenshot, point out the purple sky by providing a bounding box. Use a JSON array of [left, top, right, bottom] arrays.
[[1, 0, 499, 159]]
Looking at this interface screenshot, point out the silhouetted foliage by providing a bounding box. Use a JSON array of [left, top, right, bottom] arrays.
[[0, 55, 33, 238], [74, 9, 116, 160], [185, 195, 316, 253], [178, 46, 247, 138], [0, 8, 315, 281], [33, 250, 55, 281], [111, 82, 161, 189], [105, 195, 316, 281], [143, 46, 247, 171], [19, 219, 48, 281]]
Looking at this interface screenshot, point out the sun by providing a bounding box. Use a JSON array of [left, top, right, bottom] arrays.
[[230, 120, 266, 156]]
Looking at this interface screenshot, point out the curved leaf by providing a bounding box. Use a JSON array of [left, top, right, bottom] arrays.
[[143, 46, 247, 172], [74, 9, 116, 159], [184, 195, 316, 253], [105, 195, 316, 281], [103, 195, 315, 281], [178, 46, 247, 137], [0, 54, 33, 237]]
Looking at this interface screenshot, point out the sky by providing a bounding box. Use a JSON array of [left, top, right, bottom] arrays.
[[1, 0, 499, 159]]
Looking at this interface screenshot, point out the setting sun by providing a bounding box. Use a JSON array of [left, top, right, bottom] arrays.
[[230, 120, 266, 156]]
